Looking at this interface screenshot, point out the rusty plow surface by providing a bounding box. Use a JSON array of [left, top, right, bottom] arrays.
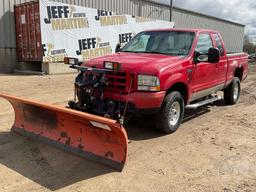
[[0, 93, 128, 171]]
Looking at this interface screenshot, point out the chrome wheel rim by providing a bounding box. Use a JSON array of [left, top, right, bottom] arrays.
[[233, 83, 239, 101], [168, 101, 181, 126]]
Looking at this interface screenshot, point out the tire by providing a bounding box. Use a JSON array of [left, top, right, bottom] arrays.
[[155, 91, 185, 134], [224, 77, 241, 105]]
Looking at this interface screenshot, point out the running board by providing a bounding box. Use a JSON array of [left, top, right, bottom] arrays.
[[186, 96, 222, 109]]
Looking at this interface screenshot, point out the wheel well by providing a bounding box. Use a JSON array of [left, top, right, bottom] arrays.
[[234, 67, 243, 81], [167, 83, 188, 104]]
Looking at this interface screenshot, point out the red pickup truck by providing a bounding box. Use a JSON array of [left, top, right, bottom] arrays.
[[68, 28, 248, 134], [0, 28, 249, 170]]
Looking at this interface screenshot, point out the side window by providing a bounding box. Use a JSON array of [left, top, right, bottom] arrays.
[[195, 33, 213, 54], [213, 34, 224, 56]]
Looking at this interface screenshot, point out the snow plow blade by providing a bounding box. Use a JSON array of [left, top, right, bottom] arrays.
[[0, 93, 128, 171]]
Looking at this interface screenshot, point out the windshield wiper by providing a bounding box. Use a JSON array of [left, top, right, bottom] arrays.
[[150, 51, 188, 56], [141, 51, 169, 55], [120, 50, 163, 54], [143, 51, 185, 56]]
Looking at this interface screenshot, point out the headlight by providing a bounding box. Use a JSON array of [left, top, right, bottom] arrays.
[[138, 75, 160, 91], [104, 61, 121, 70]]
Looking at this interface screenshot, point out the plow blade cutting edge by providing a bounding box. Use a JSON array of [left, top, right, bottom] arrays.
[[0, 93, 128, 171]]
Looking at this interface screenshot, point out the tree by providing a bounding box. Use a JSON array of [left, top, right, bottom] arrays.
[[243, 35, 256, 54]]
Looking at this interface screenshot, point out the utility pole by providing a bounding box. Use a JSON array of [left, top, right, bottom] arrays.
[[139, 0, 142, 17], [170, 0, 173, 21]]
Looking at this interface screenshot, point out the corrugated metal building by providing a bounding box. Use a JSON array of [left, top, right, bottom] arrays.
[[0, 0, 245, 73]]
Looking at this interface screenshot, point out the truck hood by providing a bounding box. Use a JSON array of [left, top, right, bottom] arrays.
[[84, 52, 186, 75]]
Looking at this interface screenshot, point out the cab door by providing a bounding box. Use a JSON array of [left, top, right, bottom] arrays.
[[190, 32, 218, 101], [211, 33, 228, 85]]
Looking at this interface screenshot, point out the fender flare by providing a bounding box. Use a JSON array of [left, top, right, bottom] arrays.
[[162, 73, 191, 102]]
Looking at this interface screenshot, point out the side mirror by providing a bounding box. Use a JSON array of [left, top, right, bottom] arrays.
[[115, 43, 121, 53], [208, 47, 220, 63], [194, 51, 208, 63]]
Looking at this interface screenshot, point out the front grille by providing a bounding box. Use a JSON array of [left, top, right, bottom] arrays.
[[105, 71, 134, 93]]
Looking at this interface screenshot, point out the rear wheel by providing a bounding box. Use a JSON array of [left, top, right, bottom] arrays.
[[224, 77, 241, 105], [155, 91, 185, 134]]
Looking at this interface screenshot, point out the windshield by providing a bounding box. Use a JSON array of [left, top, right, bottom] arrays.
[[121, 31, 195, 56]]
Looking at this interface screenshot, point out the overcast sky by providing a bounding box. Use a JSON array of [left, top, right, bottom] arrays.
[[152, 0, 256, 44]]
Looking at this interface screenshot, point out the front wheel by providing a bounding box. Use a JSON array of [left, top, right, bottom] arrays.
[[224, 77, 241, 105], [155, 91, 185, 134]]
